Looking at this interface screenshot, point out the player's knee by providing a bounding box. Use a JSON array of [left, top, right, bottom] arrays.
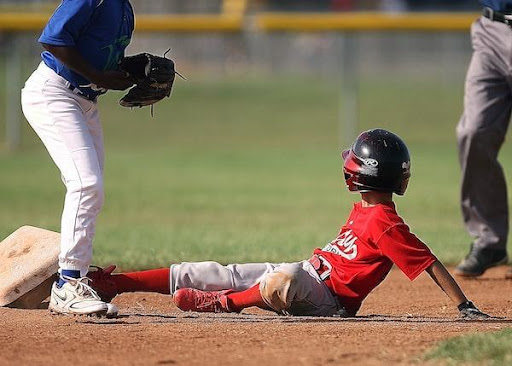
[[455, 120, 465, 140], [83, 177, 105, 209], [457, 126, 506, 157], [456, 117, 482, 141], [68, 176, 105, 211], [457, 118, 503, 143], [259, 269, 299, 313]]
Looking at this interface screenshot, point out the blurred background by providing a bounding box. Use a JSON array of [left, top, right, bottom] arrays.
[[2, 1, 510, 270]]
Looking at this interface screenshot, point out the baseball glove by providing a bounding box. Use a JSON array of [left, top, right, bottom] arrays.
[[118, 51, 178, 110]]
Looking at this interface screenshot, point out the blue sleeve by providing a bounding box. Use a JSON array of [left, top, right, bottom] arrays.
[[38, 0, 98, 46], [481, 1, 512, 11]]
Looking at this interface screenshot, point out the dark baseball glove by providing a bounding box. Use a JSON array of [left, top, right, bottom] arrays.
[[118, 51, 178, 110]]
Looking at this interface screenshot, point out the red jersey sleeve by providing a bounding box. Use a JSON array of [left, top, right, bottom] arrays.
[[376, 224, 437, 280]]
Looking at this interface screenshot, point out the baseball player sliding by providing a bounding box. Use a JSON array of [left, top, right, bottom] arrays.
[[87, 129, 489, 319], [21, 0, 136, 317]]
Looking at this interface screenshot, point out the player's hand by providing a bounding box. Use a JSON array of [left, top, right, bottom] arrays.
[[458, 301, 490, 320], [90, 70, 136, 91]]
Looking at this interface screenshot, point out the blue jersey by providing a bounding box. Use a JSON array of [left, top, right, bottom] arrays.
[[481, 0, 512, 11], [39, 0, 134, 98]]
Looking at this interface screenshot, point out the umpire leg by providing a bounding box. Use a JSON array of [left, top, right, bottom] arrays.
[[455, 18, 512, 275]]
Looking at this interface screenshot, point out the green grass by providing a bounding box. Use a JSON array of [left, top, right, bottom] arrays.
[[1, 76, 512, 269], [423, 328, 512, 365]]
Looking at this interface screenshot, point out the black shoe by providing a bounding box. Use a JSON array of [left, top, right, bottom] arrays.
[[455, 245, 508, 277]]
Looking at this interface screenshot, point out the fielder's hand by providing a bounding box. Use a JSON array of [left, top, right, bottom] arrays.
[[118, 51, 179, 108], [458, 301, 490, 320], [91, 70, 136, 91]]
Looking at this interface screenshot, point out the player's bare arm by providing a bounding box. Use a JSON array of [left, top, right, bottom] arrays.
[[426, 260, 489, 319], [41, 43, 135, 90]]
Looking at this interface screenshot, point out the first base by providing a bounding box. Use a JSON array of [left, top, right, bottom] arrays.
[[0, 226, 60, 308]]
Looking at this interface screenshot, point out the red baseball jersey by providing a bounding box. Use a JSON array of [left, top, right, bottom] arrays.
[[313, 201, 437, 315]]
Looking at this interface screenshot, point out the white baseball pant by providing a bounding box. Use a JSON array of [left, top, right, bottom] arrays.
[[170, 260, 341, 316], [21, 62, 104, 276]]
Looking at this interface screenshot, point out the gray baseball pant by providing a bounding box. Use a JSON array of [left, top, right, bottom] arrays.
[[456, 16, 512, 252], [170, 260, 341, 316]]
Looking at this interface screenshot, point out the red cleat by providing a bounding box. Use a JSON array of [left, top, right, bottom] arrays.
[[86, 265, 118, 302], [173, 288, 234, 313]]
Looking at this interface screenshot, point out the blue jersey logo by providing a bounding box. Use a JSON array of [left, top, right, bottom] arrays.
[[103, 35, 132, 70]]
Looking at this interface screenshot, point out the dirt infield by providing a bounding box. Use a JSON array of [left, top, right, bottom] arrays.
[[1, 266, 511, 366]]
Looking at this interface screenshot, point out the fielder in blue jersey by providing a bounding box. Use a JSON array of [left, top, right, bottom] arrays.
[[455, 0, 512, 279], [21, 0, 136, 316]]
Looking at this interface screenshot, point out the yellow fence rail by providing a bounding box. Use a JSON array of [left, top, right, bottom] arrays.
[[0, 13, 244, 32], [0, 11, 480, 32], [134, 14, 243, 32], [0, 0, 249, 32], [253, 12, 480, 32]]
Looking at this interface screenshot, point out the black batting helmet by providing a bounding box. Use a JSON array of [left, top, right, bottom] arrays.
[[342, 129, 411, 195]]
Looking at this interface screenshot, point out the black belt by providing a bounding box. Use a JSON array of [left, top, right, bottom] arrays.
[[67, 84, 98, 102], [483, 6, 512, 27]]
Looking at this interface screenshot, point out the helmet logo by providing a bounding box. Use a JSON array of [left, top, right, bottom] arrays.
[[402, 161, 411, 171], [363, 158, 378, 167]]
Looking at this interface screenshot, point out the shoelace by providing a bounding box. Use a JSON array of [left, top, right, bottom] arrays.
[[61, 275, 102, 300], [196, 292, 228, 312], [196, 294, 219, 309]]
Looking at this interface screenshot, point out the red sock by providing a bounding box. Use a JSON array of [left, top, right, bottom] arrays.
[[112, 268, 170, 294], [225, 284, 269, 312]]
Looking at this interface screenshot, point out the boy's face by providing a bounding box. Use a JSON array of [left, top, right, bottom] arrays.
[[341, 149, 362, 193]]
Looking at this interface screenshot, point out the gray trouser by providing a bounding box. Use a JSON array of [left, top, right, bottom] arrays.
[[456, 16, 512, 252], [170, 260, 341, 316]]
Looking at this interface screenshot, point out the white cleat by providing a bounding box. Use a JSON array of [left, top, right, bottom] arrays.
[[106, 303, 119, 318], [49, 275, 109, 316]]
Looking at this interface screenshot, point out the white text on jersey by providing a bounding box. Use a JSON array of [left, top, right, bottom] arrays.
[[322, 230, 358, 260]]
